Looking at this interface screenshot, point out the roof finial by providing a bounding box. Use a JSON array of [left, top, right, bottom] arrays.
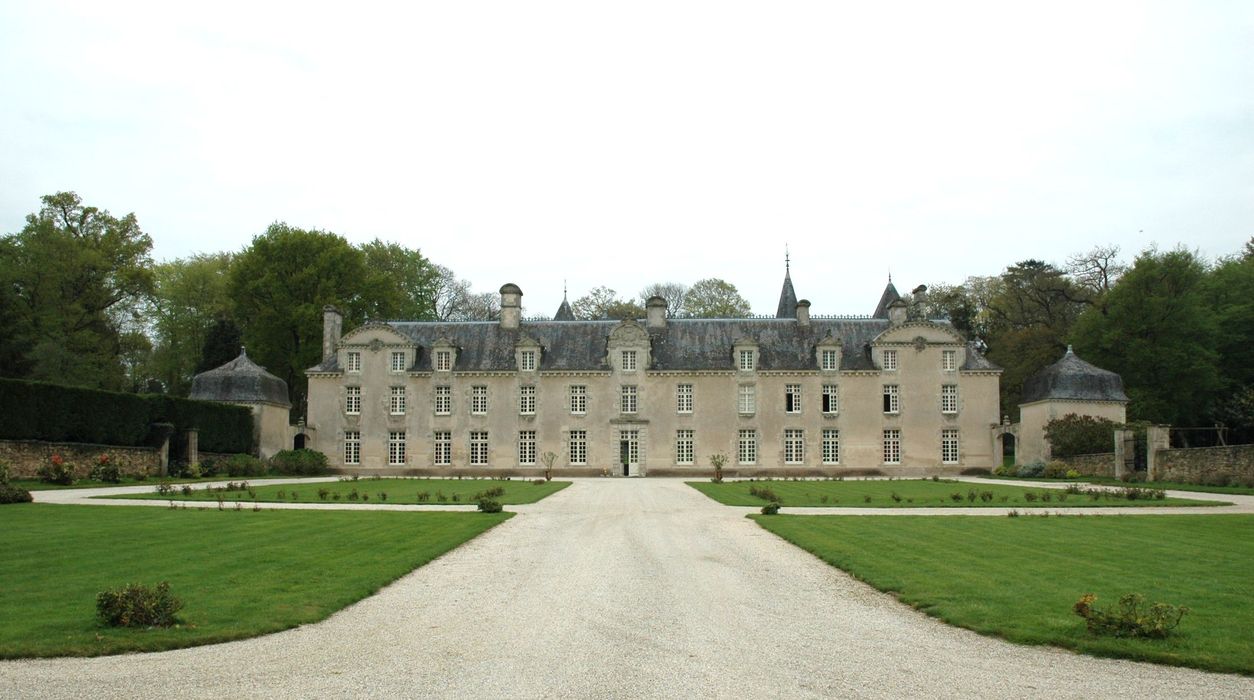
[[563, 279, 568, 300], [1066, 344, 1074, 354], [240, 344, 247, 356], [888, 269, 892, 283], [785, 245, 790, 274]]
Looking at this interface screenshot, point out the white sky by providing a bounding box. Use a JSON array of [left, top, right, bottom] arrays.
[[2, 1, 1251, 318]]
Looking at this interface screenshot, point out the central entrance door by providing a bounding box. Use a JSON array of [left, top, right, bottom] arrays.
[[619, 430, 640, 477]]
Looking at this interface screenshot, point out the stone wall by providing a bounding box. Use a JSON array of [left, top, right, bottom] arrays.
[[1055, 452, 1116, 477], [0, 439, 160, 479], [1154, 444, 1254, 486]]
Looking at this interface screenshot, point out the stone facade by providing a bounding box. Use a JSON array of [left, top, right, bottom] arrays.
[[306, 275, 1003, 476], [0, 439, 160, 479], [1154, 444, 1254, 486]]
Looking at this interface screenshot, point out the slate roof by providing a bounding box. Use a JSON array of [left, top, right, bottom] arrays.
[[775, 270, 797, 318], [871, 280, 902, 319], [191, 348, 291, 407], [1021, 347, 1128, 403], [308, 318, 999, 374]]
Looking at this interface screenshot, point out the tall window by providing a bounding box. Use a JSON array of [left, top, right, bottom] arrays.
[[883, 385, 900, 414], [620, 385, 637, 414], [883, 429, 901, 464], [569, 430, 587, 465], [344, 431, 360, 465], [675, 429, 694, 465], [520, 350, 536, 371], [388, 431, 406, 466], [942, 349, 957, 371], [739, 349, 755, 371], [821, 349, 839, 371], [470, 431, 488, 465], [822, 385, 839, 414], [676, 384, 693, 414], [738, 385, 756, 414], [390, 386, 406, 415], [434, 431, 451, 466], [569, 385, 587, 414], [390, 351, 406, 373], [519, 385, 536, 415], [346, 351, 362, 373], [822, 429, 839, 465], [942, 429, 960, 464], [785, 384, 802, 414], [434, 385, 451, 415], [471, 385, 488, 414], [738, 429, 757, 465], [435, 350, 452, 372], [883, 349, 898, 371], [621, 350, 637, 371], [620, 430, 640, 464], [941, 385, 958, 414], [518, 430, 536, 465], [345, 386, 361, 415], [784, 428, 804, 464]]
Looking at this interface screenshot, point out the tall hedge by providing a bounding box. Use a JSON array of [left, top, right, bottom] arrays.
[[0, 379, 253, 453]]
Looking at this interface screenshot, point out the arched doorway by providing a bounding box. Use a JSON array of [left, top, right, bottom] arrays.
[[294, 433, 308, 450]]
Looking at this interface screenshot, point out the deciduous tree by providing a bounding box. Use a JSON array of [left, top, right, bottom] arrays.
[[682, 278, 751, 318]]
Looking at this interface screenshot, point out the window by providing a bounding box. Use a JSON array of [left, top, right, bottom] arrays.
[[569, 385, 587, 414], [519, 385, 536, 415], [942, 429, 960, 464], [388, 431, 406, 466], [569, 430, 587, 465], [434, 431, 451, 466], [883, 349, 898, 371], [821, 348, 839, 371], [346, 351, 361, 373], [471, 385, 488, 414], [390, 386, 406, 415], [520, 350, 536, 371], [344, 431, 360, 465], [434, 385, 451, 415], [883, 385, 900, 414], [435, 350, 452, 372], [675, 429, 694, 465], [784, 428, 805, 464], [785, 384, 802, 414], [390, 351, 406, 373], [620, 385, 637, 414], [738, 349, 755, 371], [470, 431, 488, 465], [738, 385, 756, 414], [822, 385, 839, 414], [620, 430, 639, 464], [942, 349, 957, 371], [941, 384, 958, 414], [518, 430, 536, 465], [822, 429, 839, 465], [345, 386, 361, 415], [738, 429, 757, 465], [883, 429, 901, 464], [676, 384, 693, 414], [621, 350, 637, 371]]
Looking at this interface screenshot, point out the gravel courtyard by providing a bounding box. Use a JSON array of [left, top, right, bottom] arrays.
[[2, 479, 1250, 699]]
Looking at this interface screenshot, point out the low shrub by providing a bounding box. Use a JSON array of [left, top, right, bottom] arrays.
[[1043, 461, 1070, 479], [477, 499, 503, 513], [224, 453, 266, 477], [749, 485, 781, 503], [89, 461, 121, 483], [1073, 593, 1189, 639], [472, 486, 506, 500], [38, 454, 75, 485], [992, 464, 1014, 477], [1023, 492, 1038, 502], [959, 467, 991, 476], [269, 449, 329, 476], [199, 458, 220, 478], [1065, 469, 1081, 479], [760, 503, 781, 515], [1016, 461, 1046, 478], [0, 461, 10, 484], [96, 582, 183, 628], [0, 483, 33, 504], [1120, 471, 1146, 483]]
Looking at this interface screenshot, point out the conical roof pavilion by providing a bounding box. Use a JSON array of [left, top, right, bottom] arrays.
[[1021, 346, 1129, 404], [189, 348, 291, 407]]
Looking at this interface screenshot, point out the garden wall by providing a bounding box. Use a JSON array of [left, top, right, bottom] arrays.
[[1054, 452, 1116, 477], [0, 439, 160, 479], [1154, 444, 1254, 486]]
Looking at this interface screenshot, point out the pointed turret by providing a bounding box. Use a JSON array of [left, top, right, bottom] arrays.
[[872, 277, 902, 319], [775, 252, 798, 318], [554, 285, 575, 321]]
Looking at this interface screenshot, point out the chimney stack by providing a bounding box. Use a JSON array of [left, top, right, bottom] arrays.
[[887, 298, 908, 325], [499, 283, 523, 330], [796, 299, 811, 327], [322, 305, 342, 361], [646, 296, 667, 329]]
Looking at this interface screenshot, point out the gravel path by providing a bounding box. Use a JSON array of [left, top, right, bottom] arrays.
[[3, 479, 1251, 698]]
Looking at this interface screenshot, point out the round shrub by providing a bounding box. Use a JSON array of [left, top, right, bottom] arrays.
[[1016, 460, 1046, 478], [761, 503, 781, 515], [477, 499, 503, 513], [224, 453, 266, 477], [1042, 461, 1070, 479], [269, 449, 329, 476], [0, 484, 33, 504], [96, 582, 183, 628]]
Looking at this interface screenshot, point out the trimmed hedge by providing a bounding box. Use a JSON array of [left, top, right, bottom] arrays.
[[0, 378, 254, 454]]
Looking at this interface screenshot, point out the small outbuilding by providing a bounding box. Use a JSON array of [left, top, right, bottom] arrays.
[[189, 348, 295, 459], [1014, 346, 1129, 464]]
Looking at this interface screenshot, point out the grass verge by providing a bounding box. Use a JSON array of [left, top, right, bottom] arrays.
[[753, 513, 1254, 675], [0, 504, 510, 657], [106, 477, 570, 505], [985, 475, 1254, 496], [11, 476, 287, 491], [687, 479, 1222, 507]]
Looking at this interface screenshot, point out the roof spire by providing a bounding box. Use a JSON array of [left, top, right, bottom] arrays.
[[872, 277, 902, 319], [785, 245, 790, 274], [554, 284, 575, 321], [775, 248, 798, 318]]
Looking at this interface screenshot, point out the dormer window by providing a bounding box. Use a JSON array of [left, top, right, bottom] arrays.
[[942, 349, 957, 371], [821, 349, 839, 371], [390, 351, 406, 373], [346, 351, 362, 373], [621, 350, 637, 372], [883, 349, 898, 371], [435, 350, 452, 372], [520, 350, 537, 372], [738, 349, 756, 372]]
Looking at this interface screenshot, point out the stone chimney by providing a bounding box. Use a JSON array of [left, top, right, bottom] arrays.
[[322, 305, 342, 361], [500, 283, 523, 330], [646, 295, 667, 329], [796, 299, 811, 327], [887, 298, 908, 325]]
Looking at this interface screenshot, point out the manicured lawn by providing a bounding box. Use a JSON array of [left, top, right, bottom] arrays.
[[687, 479, 1222, 508], [753, 514, 1254, 675], [0, 504, 510, 657], [12, 476, 286, 491], [107, 477, 570, 505], [986, 475, 1254, 496]]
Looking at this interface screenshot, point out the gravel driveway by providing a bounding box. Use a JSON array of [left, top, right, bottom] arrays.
[[2, 478, 1250, 698]]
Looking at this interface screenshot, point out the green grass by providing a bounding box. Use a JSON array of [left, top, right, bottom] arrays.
[[106, 477, 570, 505], [687, 479, 1222, 507], [986, 475, 1254, 496], [0, 504, 510, 657], [12, 475, 286, 491], [753, 514, 1254, 675]]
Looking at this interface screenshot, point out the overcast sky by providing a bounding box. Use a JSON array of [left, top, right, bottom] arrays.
[[2, 1, 1251, 318]]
